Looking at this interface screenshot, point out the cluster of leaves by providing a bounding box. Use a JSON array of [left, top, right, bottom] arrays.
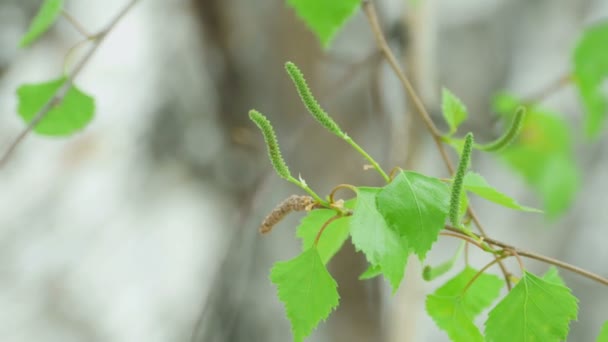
[[248, 2, 608, 341], [15, 0, 95, 136], [249, 60, 590, 341]]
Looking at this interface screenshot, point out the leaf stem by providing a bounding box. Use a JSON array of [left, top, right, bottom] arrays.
[[462, 255, 508, 295], [343, 135, 390, 183]]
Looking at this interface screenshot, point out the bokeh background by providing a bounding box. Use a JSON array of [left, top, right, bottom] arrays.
[[0, 0, 607, 341]]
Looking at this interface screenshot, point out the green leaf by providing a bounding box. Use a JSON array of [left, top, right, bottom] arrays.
[[349, 187, 409, 292], [597, 321, 608, 342], [442, 88, 468, 135], [573, 22, 608, 137], [485, 271, 578, 342], [422, 243, 464, 281], [20, 0, 64, 47], [297, 199, 355, 264], [359, 264, 382, 280], [376, 171, 450, 259], [493, 95, 579, 218], [542, 266, 566, 286], [426, 267, 503, 342], [270, 248, 340, 342], [286, 0, 361, 47], [17, 77, 95, 136], [463, 172, 541, 213]]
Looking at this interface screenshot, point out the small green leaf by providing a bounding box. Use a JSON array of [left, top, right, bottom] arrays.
[[17, 77, 95, 136], [542, 266, 566, 286], [485, 271, 578, 342], [350, 187, 409, 292], [286, 0, 361, 47], [359, 264, 382, 280], [270, 248, 340, 342], [297, 199, 355, 264], [463, 172, 541, 213], [376, 171, 450, 259], [442, 88, 468, 135], [20, 0, 64, 47], [573, 22, 608, 137], [597, 321, 608, 342], [426, 267, 503, 342], [422, 243, 464, 281]]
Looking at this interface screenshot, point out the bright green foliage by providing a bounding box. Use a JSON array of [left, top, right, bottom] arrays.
[[542, 266, 566, 286], [296, 199, 355, 264], [463, 172, 541, 213], [270, 248, 340, 342], [426, 267, 503, 342], [573, 22, 608, 137], [485, 271, 578, 342], [493, 94, 579, 218], [17, 77, 95, 135], [285, 0, 361, 47], [359, 264, 382, 280], [285, 62, 345, 137], [597, 321, 608, 342], [249, 110, 293, 180], [442, 88, 468, 135], [376, 171, 449, 259], [20, 0, 64, 47], [422, 243, 464, 281], [350, 187, 409, 292], [449, 133, 473, 227]]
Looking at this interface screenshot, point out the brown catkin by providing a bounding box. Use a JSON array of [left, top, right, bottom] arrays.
[[259, 195, 316, 234]]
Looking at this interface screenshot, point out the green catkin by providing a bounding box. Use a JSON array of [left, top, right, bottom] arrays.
[[449, 132, 473, 227], [284, 62, 345, 138], [478, 106, 526, 152], [249, 110, 292, 180]]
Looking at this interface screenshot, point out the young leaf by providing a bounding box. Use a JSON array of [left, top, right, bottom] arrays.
[[442, 88, 468, 135], [463, 172, 541, 213], [426, 267, 503, 342], [573, 22, 608, 137], [286, 0, 361, 47], [422, 243, 464, 282], [349, 187, 409, 292], [270, 248, 340, 342], [485, 271, 578, 342], [597, 321, 608, 342], [376, 171, 449, 259], [542, 266, 566, 286], [20, 0, 64, 47], [297, 199, 355, 264], [359, 264, 382, 280], [17, 77, 95, 136]]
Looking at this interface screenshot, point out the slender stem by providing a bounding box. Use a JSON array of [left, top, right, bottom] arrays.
[[462, 255, 507, 295], [0, 0, 141, 168], [62, 9, 93, 38], [314, 215, 345, 246], [344, 135, 390, 182], [444, 226, 608, 286], [329, 184, 358, 203], [287, 177, 328, 206], [439, 232, 486, 252], [361, 0, 513, 289], [521, 73, 571, 105]]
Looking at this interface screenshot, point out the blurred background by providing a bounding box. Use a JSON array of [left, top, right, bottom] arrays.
[[0, 0, 607, 341]]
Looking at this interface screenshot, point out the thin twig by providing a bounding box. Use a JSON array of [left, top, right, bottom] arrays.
[[462, 255, 507, 295], [61, 9, 93, 38], [444, 226, 608, 286], [361, 0, 512, 290], [0, 0, 141, 168], [521, 73, 572, 105]]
